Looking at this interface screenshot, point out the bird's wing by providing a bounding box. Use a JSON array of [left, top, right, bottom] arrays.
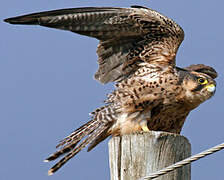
[[4, 6, 184, 84]]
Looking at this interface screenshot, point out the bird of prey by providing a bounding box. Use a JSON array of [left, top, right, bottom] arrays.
[[5, 5, 217, 175]]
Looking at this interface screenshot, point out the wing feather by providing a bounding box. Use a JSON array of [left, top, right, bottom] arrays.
[[5, 6, 184, 83]]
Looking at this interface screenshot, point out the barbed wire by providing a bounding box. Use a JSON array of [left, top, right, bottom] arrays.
[[139, 142, 224, 180]]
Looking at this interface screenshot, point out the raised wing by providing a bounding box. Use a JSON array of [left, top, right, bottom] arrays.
[[4, 6, 184, 83]]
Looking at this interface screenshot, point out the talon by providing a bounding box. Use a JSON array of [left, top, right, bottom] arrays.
[[142, 125, 150, 132]]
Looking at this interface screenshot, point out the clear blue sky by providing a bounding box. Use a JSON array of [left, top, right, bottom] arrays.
[[1, 0, 224, 179]]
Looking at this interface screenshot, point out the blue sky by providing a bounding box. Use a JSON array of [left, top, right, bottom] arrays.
[[1, 0, 224, 179]]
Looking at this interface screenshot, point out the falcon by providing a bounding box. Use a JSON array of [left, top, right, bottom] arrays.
[[4, 5, 217, 175]]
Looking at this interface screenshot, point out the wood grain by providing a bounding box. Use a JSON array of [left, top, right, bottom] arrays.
[[108, 131, 191, 180]]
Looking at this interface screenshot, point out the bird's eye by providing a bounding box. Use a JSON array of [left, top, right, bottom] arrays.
[[197, 77, 208, 85]]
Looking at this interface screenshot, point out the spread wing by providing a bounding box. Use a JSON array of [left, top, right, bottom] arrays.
[[4, 5, 184, 83]]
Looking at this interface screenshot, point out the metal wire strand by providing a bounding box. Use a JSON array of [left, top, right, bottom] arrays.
[[139, 142, 224, 180]]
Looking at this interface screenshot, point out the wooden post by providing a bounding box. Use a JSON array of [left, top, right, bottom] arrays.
[[108, 131, 191, 180]]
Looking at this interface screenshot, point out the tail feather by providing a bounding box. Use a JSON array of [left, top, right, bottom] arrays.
[[44, 105, 117, 174], [56, 119, 98, 148], [44, 141, 80, 162], [87, 125, 111, 152], [45, 120, 100, 161], [47, 124, 109, 175]]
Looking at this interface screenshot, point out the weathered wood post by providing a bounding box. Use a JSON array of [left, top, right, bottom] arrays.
[[108, 131, 191, 180]]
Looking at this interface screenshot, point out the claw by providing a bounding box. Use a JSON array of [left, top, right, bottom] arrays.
[[141, 125, 150, 132]]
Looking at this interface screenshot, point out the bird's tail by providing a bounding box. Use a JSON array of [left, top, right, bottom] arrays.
[[44, 105, 116, 175]]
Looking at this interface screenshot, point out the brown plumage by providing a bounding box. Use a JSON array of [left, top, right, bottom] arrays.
[[4, 5, 217, 175]]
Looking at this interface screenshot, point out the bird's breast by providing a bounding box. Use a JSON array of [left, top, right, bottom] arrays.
[[110, 112, 143, 135]]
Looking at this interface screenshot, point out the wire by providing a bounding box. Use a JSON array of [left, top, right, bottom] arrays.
[[139, 142, 224, 180]]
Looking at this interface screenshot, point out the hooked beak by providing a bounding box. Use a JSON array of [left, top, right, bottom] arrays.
[[206, 84, 216, 93]]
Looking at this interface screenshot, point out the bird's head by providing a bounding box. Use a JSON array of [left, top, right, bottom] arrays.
[[179, 64, 217, 108]]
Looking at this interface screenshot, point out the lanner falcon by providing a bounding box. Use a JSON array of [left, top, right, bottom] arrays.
[[5, 5, 217, 175]]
